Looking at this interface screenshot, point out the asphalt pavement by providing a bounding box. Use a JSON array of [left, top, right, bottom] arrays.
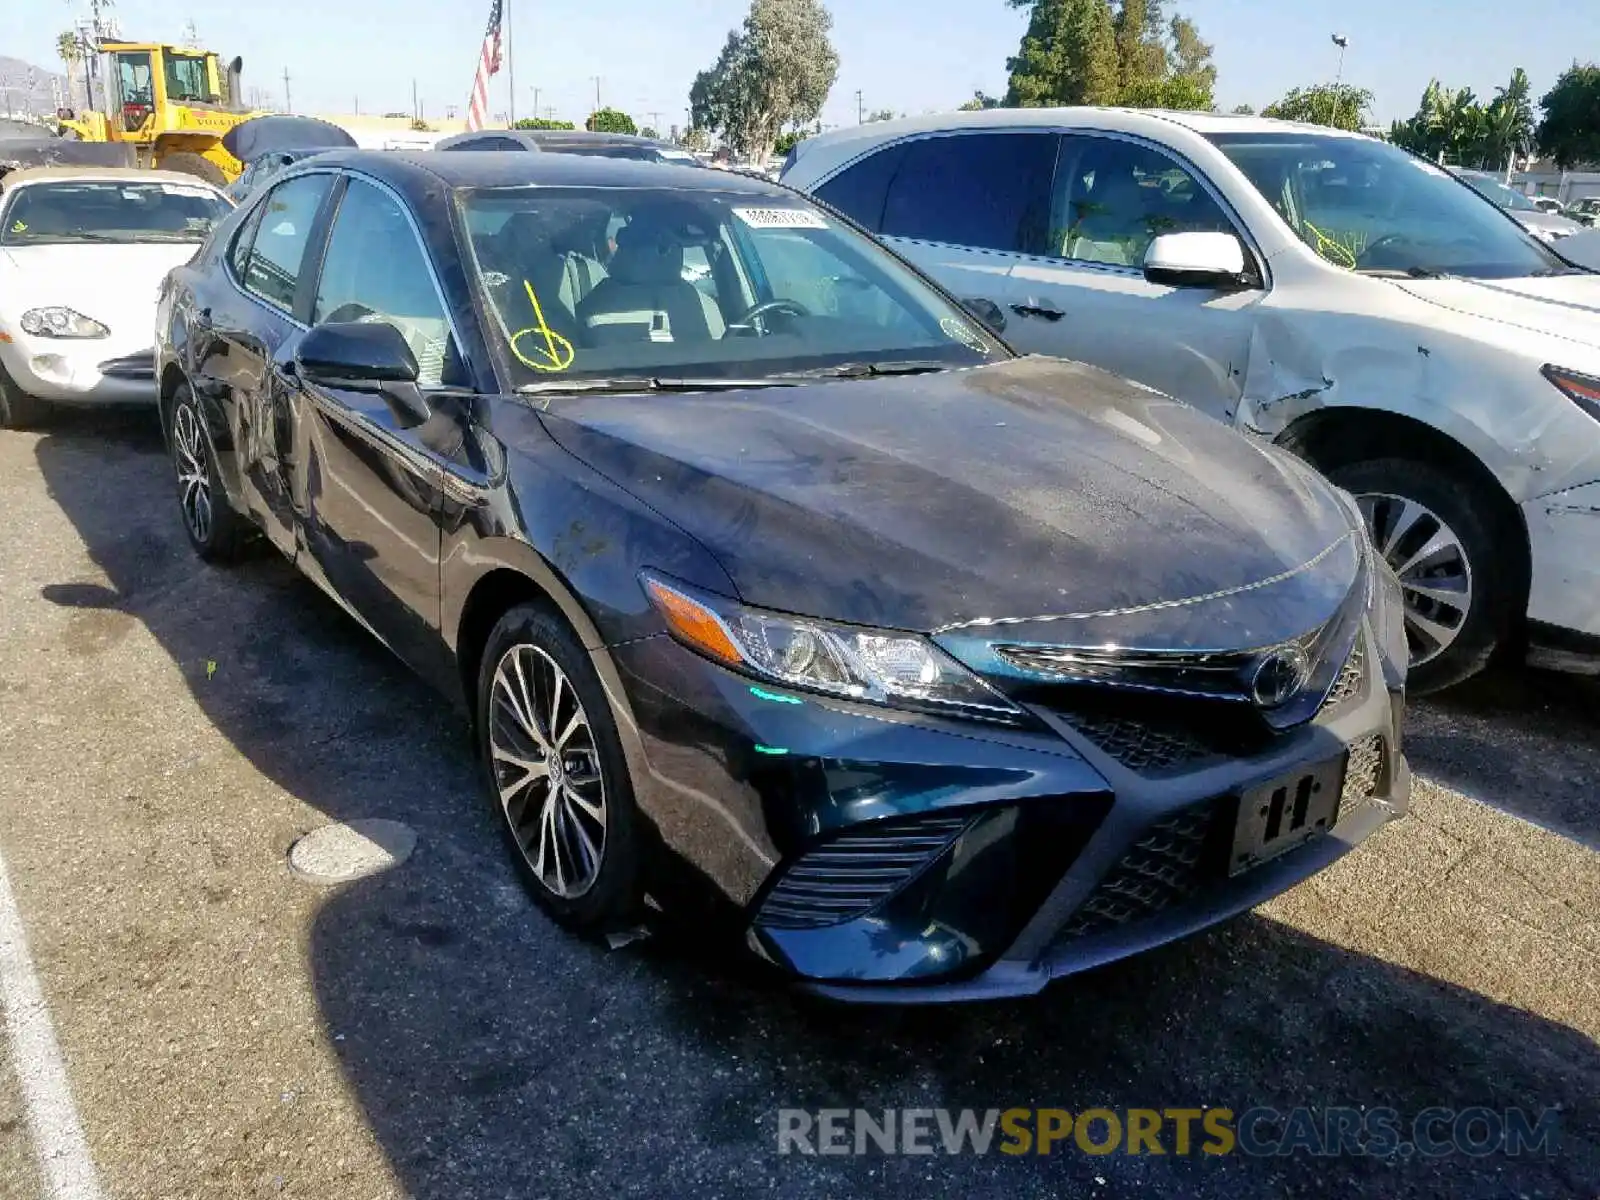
[[0, 409, 1595, 1199]]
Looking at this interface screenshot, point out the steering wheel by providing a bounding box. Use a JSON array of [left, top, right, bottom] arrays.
[[730, 297, 812, 337]]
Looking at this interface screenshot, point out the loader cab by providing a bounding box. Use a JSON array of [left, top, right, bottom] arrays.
[[102, 43, 223, 133]]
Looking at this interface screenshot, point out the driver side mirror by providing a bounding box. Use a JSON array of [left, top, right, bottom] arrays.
[[959, 297, 1007, 334], [295, 320, 431, 426], [1143, 232, 1251, 289]]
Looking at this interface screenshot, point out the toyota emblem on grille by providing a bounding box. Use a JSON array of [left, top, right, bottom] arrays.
[[1249, 646, 1311, 709]]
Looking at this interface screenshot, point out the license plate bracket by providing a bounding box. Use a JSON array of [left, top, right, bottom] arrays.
[[1228, 754, 1347, 876]]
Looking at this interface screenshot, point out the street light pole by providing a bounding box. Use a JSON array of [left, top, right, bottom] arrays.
[[1329, 34, 1349, 126]]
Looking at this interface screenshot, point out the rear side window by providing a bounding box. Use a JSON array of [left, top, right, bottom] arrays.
[[239, 173, 333, 312], [881, 133, 1059, 254], [813, 142, 906, 232]]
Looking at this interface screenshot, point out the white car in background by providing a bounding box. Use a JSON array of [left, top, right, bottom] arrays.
[[0, 166, 232, 428], [783, 108, 1600, 692]]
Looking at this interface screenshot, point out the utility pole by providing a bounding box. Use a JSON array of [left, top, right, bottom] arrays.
[[413, 78, 419, 122], [282, 67, 291, 114], [532, 87, 540, 125], [592, 76, 602, 113], [856, 89, 864, 124], [506, 0, 515, 126]]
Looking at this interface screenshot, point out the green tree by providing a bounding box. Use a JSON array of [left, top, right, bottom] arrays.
[[1537, 64, 1600, 168], [689, 0, 839, 162], [1005, 0, 1118, 107], [586, 108, 638, 134], [774, 128, 808, 154], [1263, 83, 1373, 131], [865, 108, 896, 122], [681, 126, 711, 151], [1488, 68, 1536, 169], [56, 31, 83, 112], [1167, 14, 1215, 90], [514, 117, 576, 130], [957, 89, 1004, 110], [1112, 0, 1165, 90], [1231, 103, 1255, 115], [1121, 72, 1212, 110]]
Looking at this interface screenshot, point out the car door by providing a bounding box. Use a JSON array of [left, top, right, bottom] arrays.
[[203, 171, 337, 556], [869, 131, 1060, 330], [289, 173, 463, 676], [1006, 134, 1265, 420]]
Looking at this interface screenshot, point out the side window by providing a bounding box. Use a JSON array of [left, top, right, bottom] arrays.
[[241, 173, 333, 312], [313, 178, 453, 387], [881, 133, 1058, 253], [1054, 136, 1235, 268], [228, 199, 266, 279], [812, 143, 906, 231]]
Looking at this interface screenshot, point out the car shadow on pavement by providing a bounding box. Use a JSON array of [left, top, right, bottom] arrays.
[[1407, 665, 1600, 850], [28, 409, 1600, 1200]]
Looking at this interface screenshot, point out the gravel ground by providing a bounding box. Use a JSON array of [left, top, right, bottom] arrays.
[[0, 410, 1595, 1199]]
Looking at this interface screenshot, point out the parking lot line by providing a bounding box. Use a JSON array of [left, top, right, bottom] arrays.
[[0, 844, 103, 1200]]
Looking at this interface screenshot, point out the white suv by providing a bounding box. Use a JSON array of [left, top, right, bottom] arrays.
[[783, 108, 1600, 693]]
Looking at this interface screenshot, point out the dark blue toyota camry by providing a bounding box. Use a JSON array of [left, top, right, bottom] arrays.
[[154, 150, 1410, 1001]]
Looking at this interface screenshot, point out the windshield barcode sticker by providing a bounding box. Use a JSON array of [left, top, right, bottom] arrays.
[[733, 207, 829, 230]]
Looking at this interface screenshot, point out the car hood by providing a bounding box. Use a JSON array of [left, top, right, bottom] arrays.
[[535, 356, 1360, 645], [1397, 272, 1600, 349], [0, 242, 197, 339]]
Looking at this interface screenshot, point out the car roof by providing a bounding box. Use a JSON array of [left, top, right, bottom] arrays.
[[0, 165, 229, 193], [286, 148, 795, 198], [786, 107, 1374, 180], [436, 129, 671, 152]]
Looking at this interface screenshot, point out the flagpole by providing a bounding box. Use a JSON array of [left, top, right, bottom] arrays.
[[506, 0, 515, 127]]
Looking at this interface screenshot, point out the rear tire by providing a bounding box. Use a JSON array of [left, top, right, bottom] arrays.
[[159, 151, 228, 187], [1328, 457, 1513, 695], [169, 383, 247, 561], [476, 603, 643, 934], [0, 363, 48, 430]]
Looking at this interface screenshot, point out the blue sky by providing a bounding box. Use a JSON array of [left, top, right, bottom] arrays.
[[4, 0, 1594, 130]]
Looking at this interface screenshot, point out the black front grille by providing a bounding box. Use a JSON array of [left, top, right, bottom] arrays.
[[756, 812, 973, 930], [1319, 643, 1366, 713], [1065, 714, 1214, 772], [1058, 802, 1219, 938]]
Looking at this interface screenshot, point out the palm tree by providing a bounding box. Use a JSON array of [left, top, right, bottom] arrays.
[[55, 30, 82, 113], [1491, 67, 1536, 180]]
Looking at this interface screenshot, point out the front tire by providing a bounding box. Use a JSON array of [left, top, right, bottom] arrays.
[[476, 603, 643, 932], [1328, 457, 1513, 695], [0, 363, 48, 430], [159, 151, 228, 187], [169, 383, 246, 561]]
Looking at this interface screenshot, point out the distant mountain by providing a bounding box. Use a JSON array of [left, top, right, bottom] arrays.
[[0, 56, 70, 119]]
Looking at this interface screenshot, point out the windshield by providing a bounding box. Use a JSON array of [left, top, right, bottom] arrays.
[[1457, 172, 1536, 211], [459, 185, 1006, 387], [1207, 132, 1565, 279], [164, 53, 216, 104], [1, 180, 230, 245]]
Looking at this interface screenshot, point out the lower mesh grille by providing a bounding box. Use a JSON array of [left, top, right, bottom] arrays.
[[1341, 735, 1385, 810], [756, 813, 973, 930], [1059, 802, 1218, 939]]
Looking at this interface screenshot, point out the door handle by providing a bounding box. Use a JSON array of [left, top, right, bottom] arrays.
[[1010, 302, 1065, 322]]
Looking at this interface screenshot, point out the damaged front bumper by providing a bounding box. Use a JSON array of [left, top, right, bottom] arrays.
[[1524, 480, 1600, 669]]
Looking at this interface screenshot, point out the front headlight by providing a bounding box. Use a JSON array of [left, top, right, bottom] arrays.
[[641, 573, 1023, 721], [19, 307, 110, 339]]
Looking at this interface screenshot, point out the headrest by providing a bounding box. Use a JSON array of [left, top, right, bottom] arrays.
[[608, 218, 685, 286]]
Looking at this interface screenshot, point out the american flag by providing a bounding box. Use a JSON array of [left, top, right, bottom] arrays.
[[465, 0, 505, 132]]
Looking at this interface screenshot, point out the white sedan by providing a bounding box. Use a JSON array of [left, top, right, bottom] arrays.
[[0, 166, 232, 428], [783, 109, 1600, 693]]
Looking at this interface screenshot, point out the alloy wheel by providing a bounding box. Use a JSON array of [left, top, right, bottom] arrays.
[[173, 403, 214, 546], [488, 643, 608, 899], [1355, 491, 1474, 667]]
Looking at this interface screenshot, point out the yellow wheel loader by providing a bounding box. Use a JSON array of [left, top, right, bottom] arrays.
[[57, 42, 261, 185]]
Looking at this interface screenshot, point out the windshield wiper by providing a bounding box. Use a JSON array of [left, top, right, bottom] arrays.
[[517, 376, 803, 395], [1404, 266, 1454, 280], [776, 360, 952, 381]]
